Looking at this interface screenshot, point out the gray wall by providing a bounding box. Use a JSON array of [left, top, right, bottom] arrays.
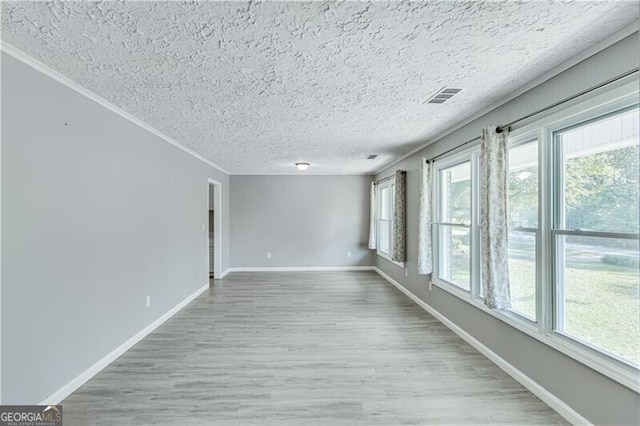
[[375, 33, 640, 425], [1, 52, 230, 404], [209, 184, 216, 210], [230, 175, 374, 268]]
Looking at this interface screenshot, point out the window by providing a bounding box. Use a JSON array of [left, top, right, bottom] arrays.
[[430, 80, 639, 388], [553, 107, 639, 366], [508, 139, 538, 321], [376, 179, 396, 260], [435, 160, 473, 291]]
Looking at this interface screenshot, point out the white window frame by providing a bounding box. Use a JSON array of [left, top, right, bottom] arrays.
[[376, 179, 404, 268], [506, 132, 540, 324], [430, 78, 640, 391], [545, 84, 640, 370], [433, 153, 477, 294]]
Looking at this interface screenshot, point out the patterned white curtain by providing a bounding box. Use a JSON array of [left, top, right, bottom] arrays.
[[392, 170, 407, 262], [368, 181, 377, 249], [480, 125, 511, 309], [417, 159, 433, 275]]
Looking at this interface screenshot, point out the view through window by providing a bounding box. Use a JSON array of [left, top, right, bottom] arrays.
[[436, 161, 472, 291], [554, 107, 639, 365], [431, 88, 639, 376]]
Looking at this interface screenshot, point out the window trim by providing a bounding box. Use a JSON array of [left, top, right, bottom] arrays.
[[548, 88, 640, 372], [376, 178, 404, 268], [505, 133, 540, 322], [376, 179, 393, 258], [433, 153, 476, 292], [429, 79, 640, 392]]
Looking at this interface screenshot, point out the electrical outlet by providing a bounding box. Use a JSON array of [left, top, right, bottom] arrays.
[[429, 281, 433, 291], [266, 252, 272, 259], [201, 223, 205, 231], [146, 295, 151, 308], [405, 268, 408, 277], [347, 251, 352, 258]]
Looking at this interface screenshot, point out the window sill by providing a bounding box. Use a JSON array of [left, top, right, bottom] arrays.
[[376, 252, 405, 268], [430, 278, 640, 392]]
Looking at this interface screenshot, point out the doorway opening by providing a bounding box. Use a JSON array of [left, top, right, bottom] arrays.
[[208, 208, 214, 282], [207, 179, 222, 285]]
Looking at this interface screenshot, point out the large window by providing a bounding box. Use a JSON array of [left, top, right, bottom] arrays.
[[553, 107, 639, 366], [376, 180, 395, 259], [435, 161, 473, 291], [431, 81, 639, 387], [508, 139, 538, 321]]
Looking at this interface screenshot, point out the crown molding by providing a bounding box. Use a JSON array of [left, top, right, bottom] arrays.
[[0, 41, 231, 175]]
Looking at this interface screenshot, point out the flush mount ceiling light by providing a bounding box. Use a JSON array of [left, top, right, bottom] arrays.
[[295, 162, 310, 171]]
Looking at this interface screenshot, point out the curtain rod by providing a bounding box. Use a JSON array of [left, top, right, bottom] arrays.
[[375, 175, 395, 185], [428, 67, 639, 163]]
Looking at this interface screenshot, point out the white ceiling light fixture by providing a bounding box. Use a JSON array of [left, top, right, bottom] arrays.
[[295, 162, 310, 171]]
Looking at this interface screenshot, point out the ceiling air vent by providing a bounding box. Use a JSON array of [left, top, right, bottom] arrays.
[[426, 87, 462, 104], [367, 154, 378, 160]]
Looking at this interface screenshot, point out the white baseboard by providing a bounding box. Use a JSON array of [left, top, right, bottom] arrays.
[[226, 266, 376, 272], [218, 268, 231, 279], [373, 267, 591, 426], [39, 283, 209, 405]]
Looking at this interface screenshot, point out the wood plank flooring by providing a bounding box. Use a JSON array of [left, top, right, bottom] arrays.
[[62, 271, 567, 425]]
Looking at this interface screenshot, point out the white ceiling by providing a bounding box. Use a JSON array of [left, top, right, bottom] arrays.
[[1, 1, 638, 174]]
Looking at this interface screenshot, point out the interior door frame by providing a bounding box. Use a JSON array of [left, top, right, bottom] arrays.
[[207, 178, 223, 279]]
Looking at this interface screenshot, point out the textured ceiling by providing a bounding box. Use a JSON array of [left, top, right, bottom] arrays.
[[1, 1, 638, 174]]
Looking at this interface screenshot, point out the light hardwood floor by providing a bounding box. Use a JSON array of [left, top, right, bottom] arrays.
[[63, 271, 567, 425]]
